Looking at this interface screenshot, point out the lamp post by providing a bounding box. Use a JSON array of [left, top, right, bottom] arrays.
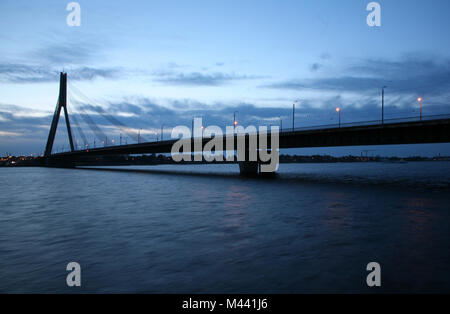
[[336, 107, 341, 128], [292, 100, 299, 131], [233, 111, 238, 133], [382, 86, 387, 124], [279, 116, 283, 132], [417, 97, 423, 120], [160, 125, 164, 141]]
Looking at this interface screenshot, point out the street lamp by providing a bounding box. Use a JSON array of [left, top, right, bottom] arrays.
[[160, 125, 164, 141], [292, 100, 299, 131], [279, 116, 283, 132], [417, 97, 423, 120], [233, 111, 238, 133], [336, 107, 341, 128], [382, 86, 387, 124]]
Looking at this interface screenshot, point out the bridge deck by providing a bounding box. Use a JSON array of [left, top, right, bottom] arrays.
[[52, 116, 450, 158]]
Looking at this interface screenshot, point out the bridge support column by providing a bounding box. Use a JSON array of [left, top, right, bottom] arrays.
[[237, 145, 279, 176], [238, 161, 259, 176], [237, 146, 259, 176]]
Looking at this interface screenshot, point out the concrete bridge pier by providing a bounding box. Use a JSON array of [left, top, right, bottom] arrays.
[[237, 147, 278, 177], [237, 147, 259, 176], [238, 161, 259, 176]]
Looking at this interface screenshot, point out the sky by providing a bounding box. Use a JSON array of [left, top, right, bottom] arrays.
[[0, 0, 450, 156]]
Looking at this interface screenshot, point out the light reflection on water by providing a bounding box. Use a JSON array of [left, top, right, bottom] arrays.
[[0, 162, 449, 293]]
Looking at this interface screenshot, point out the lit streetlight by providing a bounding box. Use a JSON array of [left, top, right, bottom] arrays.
[[233, 111, 238, 133], [417, 97, 423, 120]]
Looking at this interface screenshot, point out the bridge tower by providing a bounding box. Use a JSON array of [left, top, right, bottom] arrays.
[[44, 72, 75, 156]]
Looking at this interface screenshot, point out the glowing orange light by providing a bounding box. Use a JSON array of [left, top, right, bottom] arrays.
[[234, 121, 238, 125], [336, 107, 340, 112], [417, 97, 422, 102]]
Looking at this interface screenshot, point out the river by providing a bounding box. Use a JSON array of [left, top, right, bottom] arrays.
[[0, 162, 449, 293]]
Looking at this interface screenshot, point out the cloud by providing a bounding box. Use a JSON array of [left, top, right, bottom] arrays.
[[0, 131, 21, 137], [68, 67, 122, 81], [0, 33, 122, 84], [29, 42, 103, 66], [153, 70, 261, 86], [0, 63, 122, 83], [264, 54, 450, 96], [310, 63, 323, 72]]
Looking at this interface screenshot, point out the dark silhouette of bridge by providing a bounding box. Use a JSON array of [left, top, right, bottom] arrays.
[[43, 73, 450, 174]]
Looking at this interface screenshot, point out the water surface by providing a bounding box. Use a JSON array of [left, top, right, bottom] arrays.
[[0, 162, 449, 293]]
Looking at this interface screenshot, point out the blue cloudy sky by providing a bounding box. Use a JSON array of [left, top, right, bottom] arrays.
[[1, 0, 450, 156]]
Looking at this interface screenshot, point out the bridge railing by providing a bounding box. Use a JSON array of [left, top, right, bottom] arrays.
[[281, 113, 450, 134]]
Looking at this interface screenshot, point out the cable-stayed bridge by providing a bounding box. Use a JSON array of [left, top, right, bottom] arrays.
[[43, 73, 450, 175]]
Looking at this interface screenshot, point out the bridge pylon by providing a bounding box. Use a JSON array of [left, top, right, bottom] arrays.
[[44, 72, 75, 156]]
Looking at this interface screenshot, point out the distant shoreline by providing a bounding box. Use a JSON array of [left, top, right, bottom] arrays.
[[1, 154, 449, 167]]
